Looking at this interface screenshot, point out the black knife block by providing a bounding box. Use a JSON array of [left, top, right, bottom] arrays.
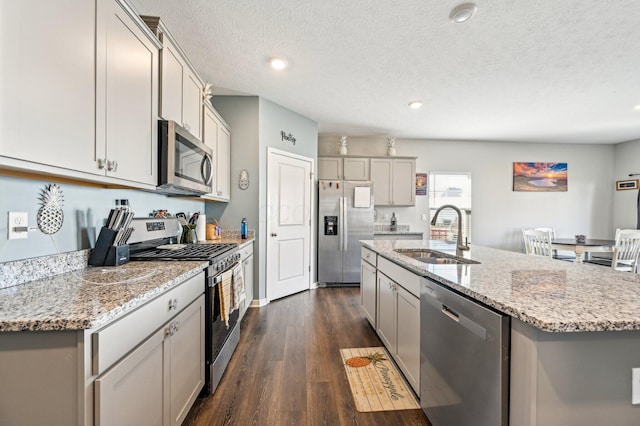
[[88, 227, 130, 267]]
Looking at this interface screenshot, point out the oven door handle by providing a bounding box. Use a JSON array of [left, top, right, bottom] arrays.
[[209, 261, 241, 286]]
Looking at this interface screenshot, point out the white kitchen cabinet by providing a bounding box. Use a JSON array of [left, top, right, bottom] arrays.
[[360, 247, 377, 327], [142, 16, 204, 141], [0, 0, 159, 189], [240, 242, 254, 320], [202, 103, 231, 201], [370, 158, 416, 206], [96, 293, 205, 426], [95, 0, 159, 186], [318, 157, 370, 180], [0, 0, 96, 175], [374, 256, 421, 393]]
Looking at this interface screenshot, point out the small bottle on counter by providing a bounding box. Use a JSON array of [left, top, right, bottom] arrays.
[[390, 212, 397, 232], [241, 218, 248, 239]]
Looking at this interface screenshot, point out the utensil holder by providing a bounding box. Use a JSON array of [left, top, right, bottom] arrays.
[[89, 227, 130, 266]]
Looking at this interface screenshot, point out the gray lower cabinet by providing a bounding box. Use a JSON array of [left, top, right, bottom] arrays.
[[95, 294, 205, 426], [240, 242, 254, 319], [365, 254, 420, 394], [360, 254, 377, 327]]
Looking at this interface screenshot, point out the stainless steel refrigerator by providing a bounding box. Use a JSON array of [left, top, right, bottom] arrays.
[[318, 180, 374, 285]]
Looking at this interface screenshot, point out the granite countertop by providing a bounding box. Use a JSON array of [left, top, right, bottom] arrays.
[[0, 260, 208, 332], [362, 239, 640, 333], [374, 231, 424, 235]]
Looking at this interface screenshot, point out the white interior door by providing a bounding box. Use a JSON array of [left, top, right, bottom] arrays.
[[267, 148, 313, 301]]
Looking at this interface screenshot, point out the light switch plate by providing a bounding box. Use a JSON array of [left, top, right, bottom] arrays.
[[8, 212, 28, 240], [633, 368, 640, 405]]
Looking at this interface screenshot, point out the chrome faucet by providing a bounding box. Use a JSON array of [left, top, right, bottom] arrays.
[[430, 204, 470, 253]]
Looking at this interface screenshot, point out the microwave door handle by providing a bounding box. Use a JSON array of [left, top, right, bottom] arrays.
[[201, 154, 214, 185]]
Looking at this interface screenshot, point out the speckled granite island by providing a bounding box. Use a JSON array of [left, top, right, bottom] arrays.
[[0, 252, 209, 425], [361, 239, 640, 426]]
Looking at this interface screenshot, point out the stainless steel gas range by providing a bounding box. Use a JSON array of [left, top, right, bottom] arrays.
[[127, 217, 241, 396]]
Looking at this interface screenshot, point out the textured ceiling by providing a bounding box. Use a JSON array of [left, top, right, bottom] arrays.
[[129, 0, 640, 144]]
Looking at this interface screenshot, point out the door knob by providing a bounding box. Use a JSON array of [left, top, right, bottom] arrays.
[[271, 233, 278, 237]]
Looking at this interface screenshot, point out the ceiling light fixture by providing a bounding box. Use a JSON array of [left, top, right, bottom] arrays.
[[449, 3, 477, 23], [634, 105, 640, 111], [408, 100, 423, 109], [269, 57, 288, 70]]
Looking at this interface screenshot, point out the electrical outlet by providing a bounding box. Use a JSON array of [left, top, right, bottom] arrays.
[[633, 368, 640, 405], [421, 214, 428, 221], [8, 212, 28, 240]]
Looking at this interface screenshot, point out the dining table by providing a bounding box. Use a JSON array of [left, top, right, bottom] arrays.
[[551, 238, 616, 264]]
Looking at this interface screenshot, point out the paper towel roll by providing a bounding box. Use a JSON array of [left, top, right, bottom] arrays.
[[196, 214, 207, 241]]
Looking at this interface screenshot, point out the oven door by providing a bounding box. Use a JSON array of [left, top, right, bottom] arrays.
[[206, 262, 241, 361], [158, 120, 213, 195]]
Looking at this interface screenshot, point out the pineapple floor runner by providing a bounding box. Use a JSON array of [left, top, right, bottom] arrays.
[[339, 347, 420, 412]]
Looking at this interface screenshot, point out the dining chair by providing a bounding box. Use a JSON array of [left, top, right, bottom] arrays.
[[533, 227, 576, 261], [586, 229, 640, 272], [522, 228, 553, 258]]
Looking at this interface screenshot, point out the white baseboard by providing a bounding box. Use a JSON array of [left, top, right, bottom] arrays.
[[249, 298, 268, 308]]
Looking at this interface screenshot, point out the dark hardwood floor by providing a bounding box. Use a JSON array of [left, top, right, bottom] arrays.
[[184, 287, 431, 426]]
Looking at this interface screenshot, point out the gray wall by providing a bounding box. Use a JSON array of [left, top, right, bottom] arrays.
[[319, 136, 616, 252], [208, 96, 318, 302], [613, 139, 640, 229], [0, 175, 204, 262]]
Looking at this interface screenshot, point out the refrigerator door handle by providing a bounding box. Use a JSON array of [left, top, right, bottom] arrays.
[[338, 196, 344, 252], [343, 196, 348, 251]]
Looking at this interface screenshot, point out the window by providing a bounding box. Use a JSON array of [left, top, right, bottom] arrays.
[[428, 172, 472, 244]]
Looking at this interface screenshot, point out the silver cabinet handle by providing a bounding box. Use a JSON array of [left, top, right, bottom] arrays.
[[172, 320, 180, 334], [217, 191, 222, 196], [97, 158, 106, 170], [106, 160, 118, 172], [168, 298, 178, 311], [271, 233, 278, 237], [184, 122, 191, 131]]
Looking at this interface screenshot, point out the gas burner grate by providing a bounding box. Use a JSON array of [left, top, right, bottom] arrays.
[[131, 243, 238, 261]]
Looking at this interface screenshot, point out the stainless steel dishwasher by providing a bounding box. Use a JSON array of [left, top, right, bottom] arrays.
[[420, 278, 510, 426]]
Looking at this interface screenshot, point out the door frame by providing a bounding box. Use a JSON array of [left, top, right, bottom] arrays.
[[265, 147, 315, 302]]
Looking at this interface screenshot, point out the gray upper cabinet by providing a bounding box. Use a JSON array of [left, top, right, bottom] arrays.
[[318, 157, 370, 180], [370, 157, 416, 206], [0, 0, 161, 189], [143, 16, 204, 141], [202, 103, 231, 202]]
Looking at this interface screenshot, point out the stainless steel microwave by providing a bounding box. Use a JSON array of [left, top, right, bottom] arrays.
[[157, 120, 213, 196]]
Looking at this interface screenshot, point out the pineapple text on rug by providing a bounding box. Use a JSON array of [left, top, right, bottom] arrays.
[[340, 347, 420, 412]]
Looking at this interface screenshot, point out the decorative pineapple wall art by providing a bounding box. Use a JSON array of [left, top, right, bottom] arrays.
[[37, 184, 64, 234], [338, 136, 348, 155]]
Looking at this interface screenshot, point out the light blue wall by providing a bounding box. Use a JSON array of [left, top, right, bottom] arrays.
[[0, 175, 204, 262], [207, 96, 318, 302], [613, 139, 640, 230]]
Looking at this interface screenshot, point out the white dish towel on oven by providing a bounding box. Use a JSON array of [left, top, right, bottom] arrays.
[[231, 262, 246, 312]]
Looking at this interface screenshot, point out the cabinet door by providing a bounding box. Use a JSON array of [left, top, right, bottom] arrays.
[[167, 295, 205, 426], [95, 328, 165, 426], [215, 124, 231, 200], [371, 159, 392, 206], [159, 37, 184, 124], [0, 0, 96, 174], [376, 273, 396, 350], [202, 105, 219, 197], [391, 158, 416, 206], [182, 70, 203, 140], [241, 253, 254, 319], [395, 285, 420, 393], [96, 0, 158, 185], [344, 158, 370, 180], [360, 260, 377, 327], [318, 157, 343, 180]]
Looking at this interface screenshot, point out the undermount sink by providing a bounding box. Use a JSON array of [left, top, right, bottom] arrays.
[[394, 249, 481, 265]]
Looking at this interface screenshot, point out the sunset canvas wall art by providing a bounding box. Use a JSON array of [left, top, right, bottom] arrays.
[[513, 162, 568, 192]]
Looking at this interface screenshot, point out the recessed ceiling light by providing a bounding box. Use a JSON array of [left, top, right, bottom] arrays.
[[408, 100, 423, 109], [449, 3, 477, 23], [634, 105, 640, 111], [269, 57, 288, 70]]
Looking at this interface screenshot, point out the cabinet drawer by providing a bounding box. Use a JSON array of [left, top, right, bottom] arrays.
[[92, 271, 205, 375], [377, 257, 420, 298], [239, 242, 253, 260], [361, 247, 377, 266]]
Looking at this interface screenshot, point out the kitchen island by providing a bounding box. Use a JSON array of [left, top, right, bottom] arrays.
[[361, 239, 640, 426]]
